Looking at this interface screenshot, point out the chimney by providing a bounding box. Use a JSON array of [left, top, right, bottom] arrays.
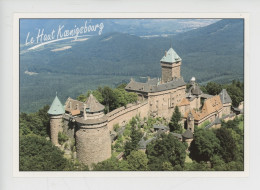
[[83, 103, 87, 120], [165, 51, 167, 57]]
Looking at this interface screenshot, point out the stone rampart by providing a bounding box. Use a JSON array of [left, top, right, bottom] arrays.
[[107, 101, 149, 131]]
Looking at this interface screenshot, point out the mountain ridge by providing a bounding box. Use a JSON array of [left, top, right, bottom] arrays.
[[19, 19, 244, 113]]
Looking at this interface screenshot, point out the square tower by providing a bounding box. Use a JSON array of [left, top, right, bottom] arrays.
[[160, 47, 182, 83]]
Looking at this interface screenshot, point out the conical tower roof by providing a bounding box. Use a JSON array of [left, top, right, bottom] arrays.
[[219, 89, 232, 104], [85, 94, 105, 113], [48, 95, 65, 115], [160, 47, 182, 63]]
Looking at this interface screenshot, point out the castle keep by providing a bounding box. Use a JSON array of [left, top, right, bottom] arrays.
[[75, 94, 111, 166], [48, 46, 238, 166]]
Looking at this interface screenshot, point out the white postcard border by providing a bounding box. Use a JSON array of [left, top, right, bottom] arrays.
[[13, 12, 249, 178]]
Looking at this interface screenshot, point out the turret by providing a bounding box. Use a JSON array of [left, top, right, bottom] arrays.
[[160, 47, 182, 83], [75, 94, 111, 167], [48, 94, 65, 146], [187, 111, 194, 133]]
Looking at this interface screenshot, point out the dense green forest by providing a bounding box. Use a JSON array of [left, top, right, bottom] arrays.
[[19, 80, 244, 171], [19, 19, 244, 113], [92, 115, 244, 171], [19, 106, 89, 171]]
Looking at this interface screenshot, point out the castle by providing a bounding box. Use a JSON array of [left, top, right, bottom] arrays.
[[48, 47, 240, 167]]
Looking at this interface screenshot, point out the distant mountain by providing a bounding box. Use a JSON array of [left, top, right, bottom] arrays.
[[19, 18, 218, 45], [19, 19, 244, 113], [20, 19, 244, 81]]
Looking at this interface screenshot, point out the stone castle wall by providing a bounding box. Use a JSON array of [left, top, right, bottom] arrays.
[[63, 114, 76, 139], [76, 122, 111, 167], [107, 101, 149, 131], [148, 86, 186, 120], [50, 115, 63, 145]]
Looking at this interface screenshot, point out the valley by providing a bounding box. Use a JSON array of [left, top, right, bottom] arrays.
[[19, 19, 244, 113]]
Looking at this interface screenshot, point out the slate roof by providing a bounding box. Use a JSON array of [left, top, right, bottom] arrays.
[[153, 124, 169, 131], [200, 93, 213, 99], [219, 89, 232, 104], [125, 77, 186, 93], [147, 78, 159, 85], [48, 95, 65, 115], [182, 130, 193, 139], [160, 47, 182, 63], [85, 94, 105, 113], [188, 84, 202, 96], [64, 97, 84, 112]]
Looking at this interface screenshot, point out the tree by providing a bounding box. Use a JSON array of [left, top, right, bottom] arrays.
[[19, 105, 50, 137], [126, 150, 149, 171], [100, 86, 116, 112], [226, 82, 244, 107], [189, 129, 220, 162], [215, 128, 237, 163], [184, 161, 212, 171], [169, 106, 182, 133], [19, 134, 70, 171], [92, 157, 130, 171], [162, 161, 174, 171], [76, 85, 137, 113], [205, 82, 222, 95], [77, 94, 87, 102], [92, 157, 121, 171], [124, 121, 143, 157], [146, 133, 186, 171], [210, 155, 227, 171]]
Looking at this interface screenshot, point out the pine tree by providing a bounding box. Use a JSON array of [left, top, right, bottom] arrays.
[[169, 106, 182, 133]]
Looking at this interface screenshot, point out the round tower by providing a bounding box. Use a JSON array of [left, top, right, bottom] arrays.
[[75, 94, 111, 167], [48, 94, 65, 146]]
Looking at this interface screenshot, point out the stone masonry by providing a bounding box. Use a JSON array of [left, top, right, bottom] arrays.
[[75, 120, 111, 166], [49, 115, 63, 145], [161, 62, 181, 83]]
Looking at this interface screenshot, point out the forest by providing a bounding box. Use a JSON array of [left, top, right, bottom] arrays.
[[19, 19, 244, 113], [19, 80, 244, 171]]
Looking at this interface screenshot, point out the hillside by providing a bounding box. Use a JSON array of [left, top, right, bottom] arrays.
[[20, 19, 244, 113]]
